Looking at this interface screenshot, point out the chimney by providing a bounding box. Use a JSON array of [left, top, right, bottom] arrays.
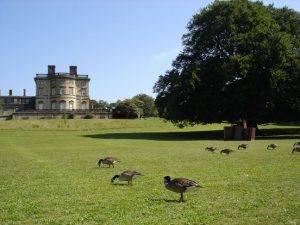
[[70, 66, 77, 76], [23, 89, 26, 96], [48, 65, 56, 74], [9, 89, 12, 96]]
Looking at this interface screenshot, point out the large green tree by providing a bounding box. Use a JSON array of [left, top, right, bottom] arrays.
[[154, 0, 300, 127]]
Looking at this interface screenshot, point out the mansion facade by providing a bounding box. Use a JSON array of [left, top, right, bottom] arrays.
[[35, 65, 90, 110]]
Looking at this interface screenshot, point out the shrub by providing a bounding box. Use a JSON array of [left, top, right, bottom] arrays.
[[68, 113, 75, 119], [6, 115, 12, 120], [84, 113, 94, 119]]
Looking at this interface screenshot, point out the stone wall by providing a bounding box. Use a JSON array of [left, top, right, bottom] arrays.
[[12, 111, 112, 119]]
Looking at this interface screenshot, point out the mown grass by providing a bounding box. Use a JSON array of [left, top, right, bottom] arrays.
[[0, 118, 299, 225]]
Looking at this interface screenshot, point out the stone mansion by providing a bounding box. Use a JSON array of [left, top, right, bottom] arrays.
[[35, 65, 90, 110], [0, 65, 112, 119]]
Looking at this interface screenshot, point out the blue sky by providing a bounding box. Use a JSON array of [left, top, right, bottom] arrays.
[[0, 0, 299, 103]]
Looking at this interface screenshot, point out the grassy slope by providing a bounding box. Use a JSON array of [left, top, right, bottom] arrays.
[[0, 118, 299, 225]]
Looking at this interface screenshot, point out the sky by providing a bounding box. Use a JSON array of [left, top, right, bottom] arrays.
[[0, 0, 299, 103]]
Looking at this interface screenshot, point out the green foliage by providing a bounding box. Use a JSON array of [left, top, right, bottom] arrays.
[[113, 99, 141, 118], [5, 114, 12, 120], [0, 120, 299, 224], [0, 98, 3, 111], [154, 0, 300, 127], [132, 94, 158, 117], [68, 113, 75, 119], [84, 113, 94, 119], [92, 99, 109, 110], [113, 94, 157, 119]]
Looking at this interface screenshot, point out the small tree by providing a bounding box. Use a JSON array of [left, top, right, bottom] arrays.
[[113, 99, 141, 118], [92, 99, 109, 110], [132, 94, 158, 117]]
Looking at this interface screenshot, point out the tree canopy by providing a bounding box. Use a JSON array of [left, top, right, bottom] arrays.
[[113, 94, 157, 118], [132, 94, 158, 117], [154, 0, 300, 127], [92, 100, 109, 110]]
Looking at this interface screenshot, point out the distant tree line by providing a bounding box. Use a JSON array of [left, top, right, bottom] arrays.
[[92, 93, 158, 119]]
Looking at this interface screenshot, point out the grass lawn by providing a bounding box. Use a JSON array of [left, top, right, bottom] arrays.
[[0, 118, 299, 225]]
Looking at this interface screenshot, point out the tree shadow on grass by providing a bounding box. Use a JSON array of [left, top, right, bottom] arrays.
[[82, 128, 300, 141], [83, 130, 224, 141], [256, 128, 300, 140]]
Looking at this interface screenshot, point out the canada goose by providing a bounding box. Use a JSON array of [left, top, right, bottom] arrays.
[[267, 144, 278, 150], [111, 170, 142, 185], [220, 148, 234, 155], [238, 144, 249, 150], [292, 146, 300, 154], [205, 146, 217, 153], [164, 176, 200, 202], [293, 141, 300, 147], [98, 157, 120, 168]]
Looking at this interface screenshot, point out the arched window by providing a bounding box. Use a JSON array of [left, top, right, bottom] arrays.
[[81, 101, 87, 110], [69, 101, 74, 110], [38, 101, 44, 110], [51, 101, 57, 110], [60, 101, 66, 110]]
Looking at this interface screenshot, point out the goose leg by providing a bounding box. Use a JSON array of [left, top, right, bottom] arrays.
[[179, 193, 184, 202]]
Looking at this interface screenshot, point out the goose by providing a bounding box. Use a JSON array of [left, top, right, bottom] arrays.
[[293, 141, 300, 147], [267, 144, 278, 150], [205, 146, 217, 153], [238, 144, 249, 150], [292, 146, 300, 154], [98, 157, 120, 168], [164, 176, 200, 202], [220, 148, 234, 155], [111, 170, 142, 185]]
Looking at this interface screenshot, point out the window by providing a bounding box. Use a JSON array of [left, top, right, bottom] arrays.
[[51, 88, 56, 95], [38, 102, 44, 110], [81, 101, 87, 110], [81, 88, 86, 96], [69, 87, 74, 96], [60, 79, 65, 85], [70, 80, 75, 86], [51, 101, 56, 110], [60, 88, 66, 95], [38, 88, 44, 96], [60, 101, 66, 110], [81, 81, 86, 87], [51, 80, 56, 85], [40, 81, 44, 86], [69, 101, 74, 110]]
